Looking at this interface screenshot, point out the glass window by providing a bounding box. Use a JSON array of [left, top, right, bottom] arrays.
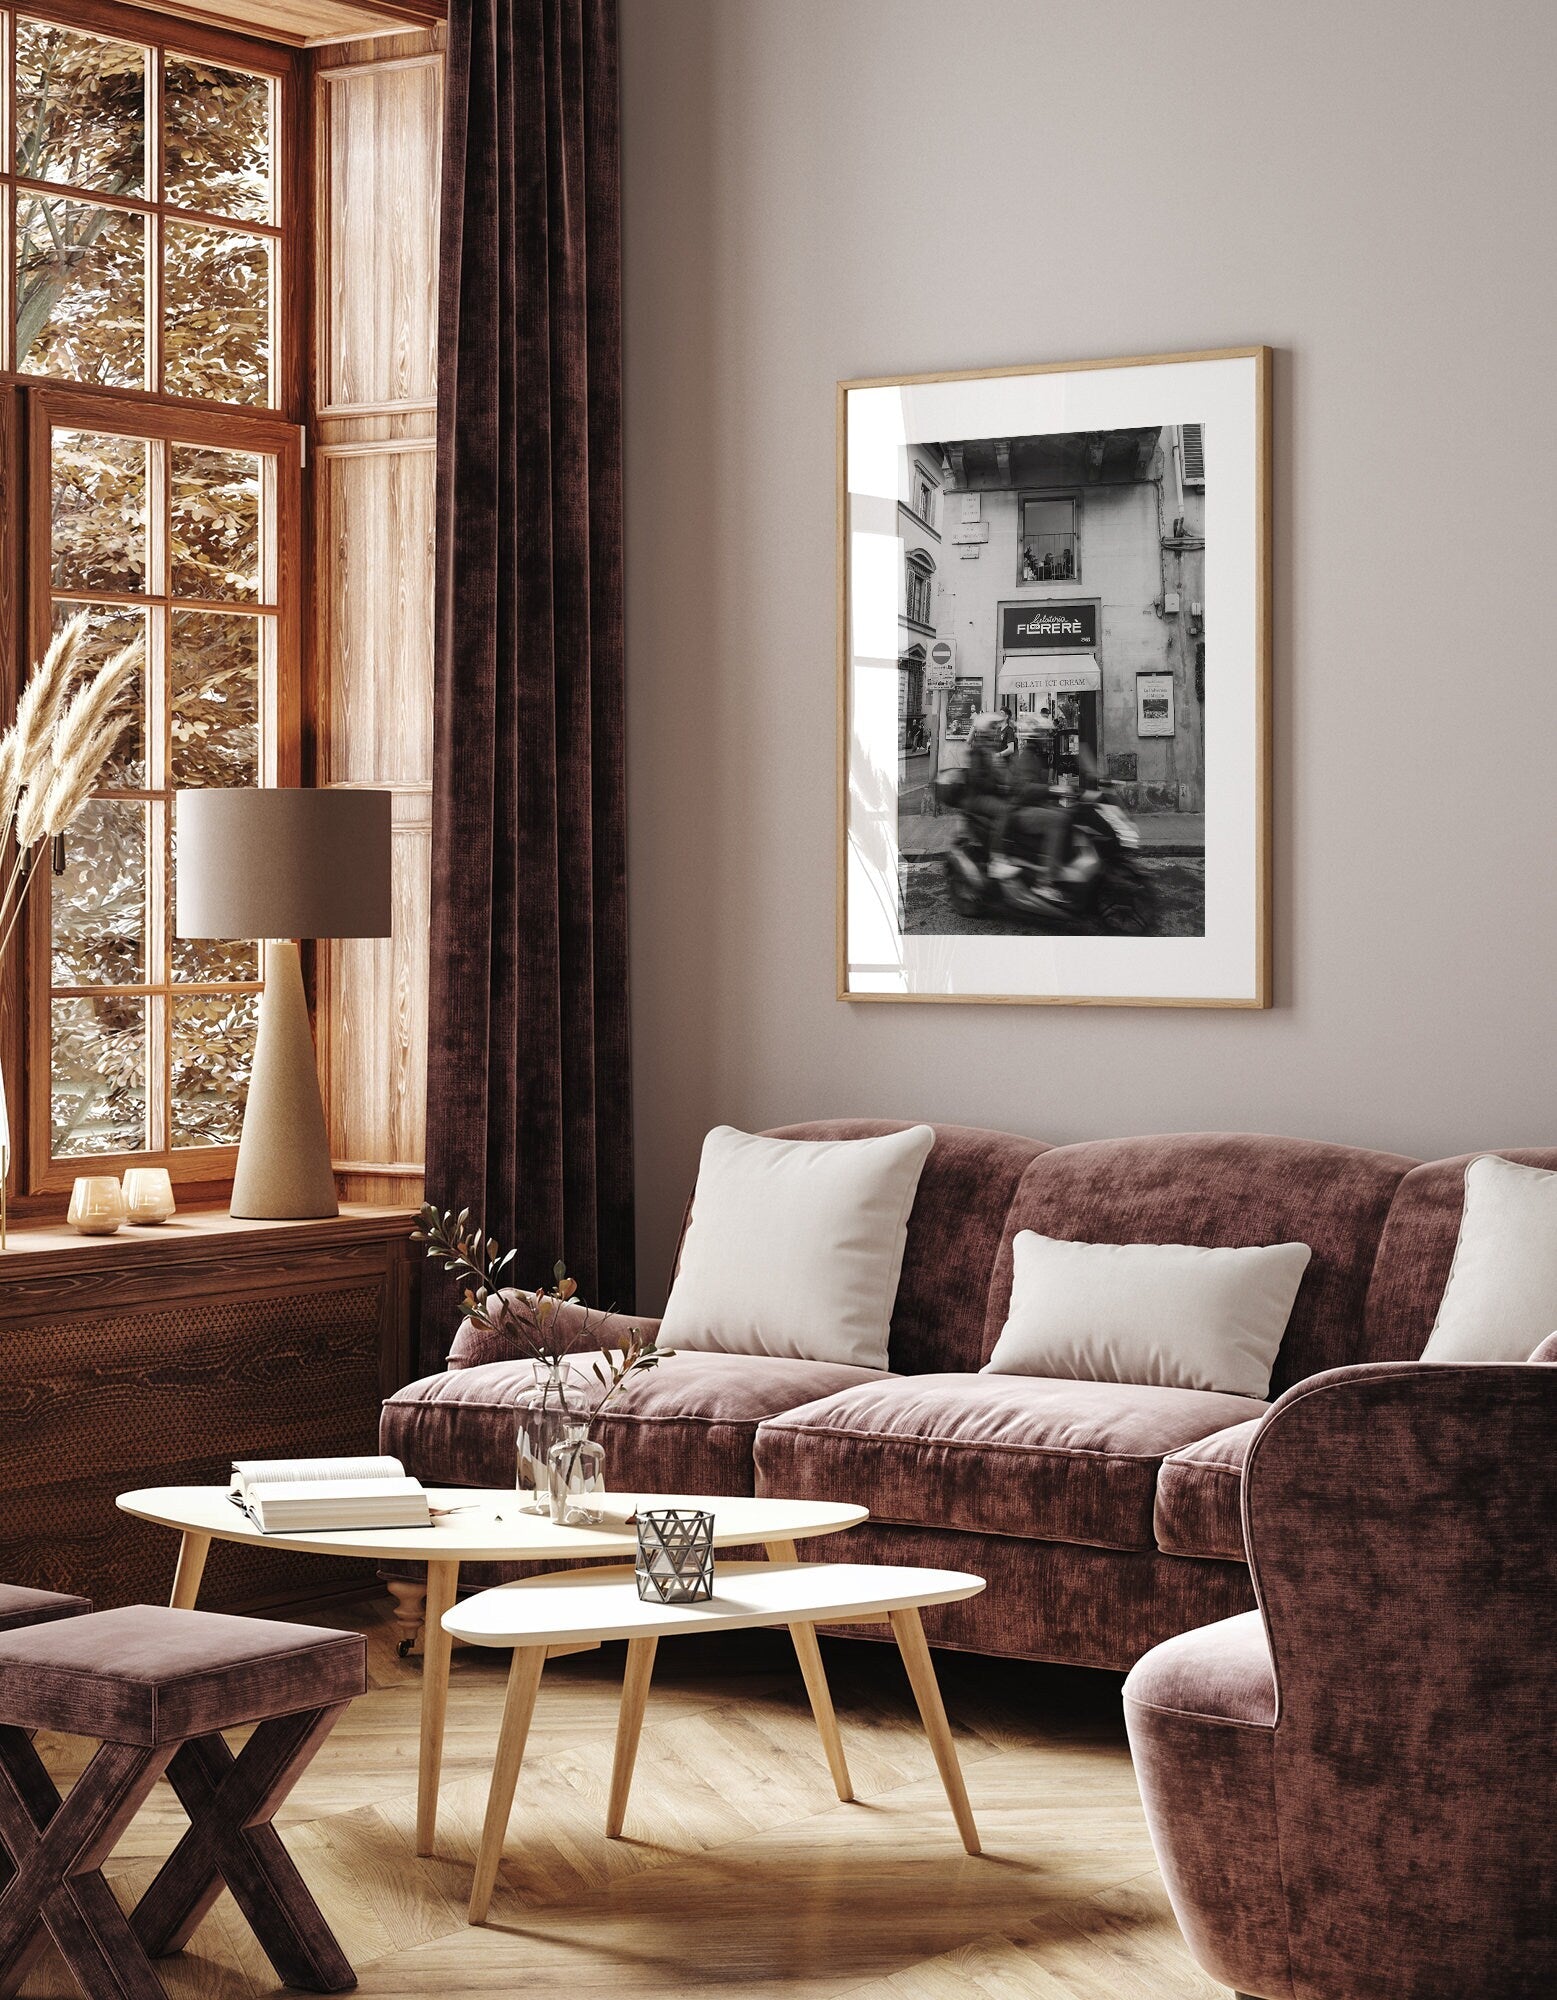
[[1019, 497, 1078, 583], [905, 551, 934, 627], [45, 420, 275, 1160], [7, 13, 279, 407], [0, 8, 298, 1185]]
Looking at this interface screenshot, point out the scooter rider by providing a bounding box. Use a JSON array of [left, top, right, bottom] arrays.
[[960, 711, 1016, 857], [992, 715, 1068, 886]]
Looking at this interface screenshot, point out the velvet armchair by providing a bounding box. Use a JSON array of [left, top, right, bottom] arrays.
[[1124, 1357, 1557, 2000]]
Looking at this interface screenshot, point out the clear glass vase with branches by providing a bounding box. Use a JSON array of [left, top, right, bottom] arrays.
[[412, 1205, 672, 1512]]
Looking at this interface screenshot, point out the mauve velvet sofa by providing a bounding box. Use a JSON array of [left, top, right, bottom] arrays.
[[1124, 1351, 1557, 1999], [381, 1123, 1557, 1670]]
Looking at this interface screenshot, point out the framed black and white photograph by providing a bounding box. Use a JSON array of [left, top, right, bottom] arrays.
[[837, 348, 1270, 1006]]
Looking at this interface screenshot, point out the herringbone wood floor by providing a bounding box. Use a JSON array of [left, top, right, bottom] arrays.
[[20, 1594, 1223, 1999]]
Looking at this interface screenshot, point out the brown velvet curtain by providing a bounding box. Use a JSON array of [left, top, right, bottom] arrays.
[[421, 0, 633, 1369]]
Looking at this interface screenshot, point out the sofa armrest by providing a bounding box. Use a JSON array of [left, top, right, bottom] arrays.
[[448, 1294, 661, 1371]]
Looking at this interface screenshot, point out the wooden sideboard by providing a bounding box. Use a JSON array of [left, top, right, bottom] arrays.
[[0, 1205, 421, 1612]]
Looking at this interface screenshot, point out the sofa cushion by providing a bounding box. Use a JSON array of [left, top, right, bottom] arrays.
[[660, 1122, 935, 1368], [986, 1232, 1311, 1399], [764, 1121, 1050, 1375], [984, 1134, 1416, 1396], [754, 1373, 1267, 1552], [1154, 1417, 1263, 1561], [382, 1350, 890, 1497], [1419, 1156, 1557, 1364], [1123, 1607, 1277, 1727], [1363, 1149, 1557, 1362]]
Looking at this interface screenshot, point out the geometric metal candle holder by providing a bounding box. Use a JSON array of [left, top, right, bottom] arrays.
[[634, 1508, 715, 1604]]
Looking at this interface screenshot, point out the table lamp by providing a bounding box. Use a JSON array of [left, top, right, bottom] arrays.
[[175, 788, 392, 1220]]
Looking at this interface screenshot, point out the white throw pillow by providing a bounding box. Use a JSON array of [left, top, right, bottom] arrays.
[[983, 1231, 1312, 1400], [658, 1124, 936, 1370], [1422, 1155, 1557, 1364]]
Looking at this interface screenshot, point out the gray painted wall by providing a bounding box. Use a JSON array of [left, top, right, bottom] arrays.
[[619, 0, 1557, 1307]]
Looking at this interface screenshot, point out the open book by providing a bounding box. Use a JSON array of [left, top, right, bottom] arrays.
[[229, 1454, 432, 1534]]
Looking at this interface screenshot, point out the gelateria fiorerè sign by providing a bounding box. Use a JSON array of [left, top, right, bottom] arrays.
[[1001, 602, 1098, 651]]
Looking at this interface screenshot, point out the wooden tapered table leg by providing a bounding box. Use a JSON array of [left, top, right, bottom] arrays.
[[888, 1606, 980, 1855], [416, 1558, 461, 1857], [169, 1531, 210, 1610], [766, 1539, 853, 1802], [468, 1645, 546, 1925], [606, 1637, 658, 1839]]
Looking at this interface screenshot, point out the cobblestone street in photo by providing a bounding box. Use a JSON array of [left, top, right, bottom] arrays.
[[899, 854, 1206, 937]]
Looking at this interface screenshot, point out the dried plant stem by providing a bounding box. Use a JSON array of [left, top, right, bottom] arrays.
[[0, 845, 46, 972]]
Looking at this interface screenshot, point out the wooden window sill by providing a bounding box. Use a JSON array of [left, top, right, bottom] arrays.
[[0, 1202, 416, 1266]]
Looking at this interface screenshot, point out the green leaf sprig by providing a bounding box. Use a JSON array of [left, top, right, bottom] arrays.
[[411, 1204, 672, 1412]]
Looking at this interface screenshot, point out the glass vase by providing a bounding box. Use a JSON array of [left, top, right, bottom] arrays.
[[514, 1359, 587, 1514], [548, 1424, 605, 1525]]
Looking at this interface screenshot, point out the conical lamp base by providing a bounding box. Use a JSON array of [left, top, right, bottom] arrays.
[[230, 940, 339, 1221]]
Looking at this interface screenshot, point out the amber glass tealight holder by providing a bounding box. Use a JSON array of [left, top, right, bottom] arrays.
[[122, 1166, 176, 1224], [68, 1176, 127, 1236]]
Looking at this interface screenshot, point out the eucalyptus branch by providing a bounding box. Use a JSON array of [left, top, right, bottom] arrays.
[[411, 1203, 671, 1399]]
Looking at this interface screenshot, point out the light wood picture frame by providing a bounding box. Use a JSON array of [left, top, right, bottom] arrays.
[[837, 347, 1271, 1007]]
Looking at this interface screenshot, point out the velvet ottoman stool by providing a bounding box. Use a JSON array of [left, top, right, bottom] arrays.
[[0, 1583, 92, 1632], [0, 1603, 367, 1999]]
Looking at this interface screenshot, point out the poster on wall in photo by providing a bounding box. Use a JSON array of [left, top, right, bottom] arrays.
[[1136, 671, 1176, 738], [941, 679, 982, 739], [838, 346, 1270, 1007]]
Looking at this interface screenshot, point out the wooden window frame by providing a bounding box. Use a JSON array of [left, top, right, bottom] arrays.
[[0, 2, 309, 1209], [24, 385, 302, 1196], [0, 0, 306, 418]]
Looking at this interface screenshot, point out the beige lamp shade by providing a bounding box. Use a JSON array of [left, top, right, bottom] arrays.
[[174, 787, 391, 1222], [175, 788, 392, 940]]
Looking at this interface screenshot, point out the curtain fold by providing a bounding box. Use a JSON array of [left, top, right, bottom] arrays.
[[421, 0, 633, 1369]]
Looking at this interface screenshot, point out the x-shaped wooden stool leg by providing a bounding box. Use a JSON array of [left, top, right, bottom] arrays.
[[131, 1704, 354, 1993], [0, 1725, 175, 2000]]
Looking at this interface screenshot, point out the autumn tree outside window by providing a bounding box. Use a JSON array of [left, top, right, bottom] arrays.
[[0, 4, 302, 1194]]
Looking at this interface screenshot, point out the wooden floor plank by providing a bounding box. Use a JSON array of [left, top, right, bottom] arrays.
[[16, 1598, 1213, 2000]]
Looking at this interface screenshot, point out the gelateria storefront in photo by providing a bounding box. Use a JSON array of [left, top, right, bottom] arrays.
[[995, 600, 1101, 778]]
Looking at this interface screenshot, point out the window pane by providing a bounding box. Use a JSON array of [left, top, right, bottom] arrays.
[[51, 994, 146, 1157], [14, 18, 147, 197], [171, 991, 257, 1148], [1022, 499, 1073, 538], [51, 430, 149, 595], [170, 611, 260, 786], [164, 56, 271, 224], [171, 930, 259, 986], [170, 446, 262, 601], [16, 195, 147, 387], [52, 603, 147, 788], [163, 221, 270, 405], [51, 799, 147, 986]]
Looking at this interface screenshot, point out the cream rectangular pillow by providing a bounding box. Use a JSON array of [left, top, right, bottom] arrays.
[[1422, 1155, 1557, 1363], [658, 1123, 936, 1370], [983, 1230, 1312, 1400]]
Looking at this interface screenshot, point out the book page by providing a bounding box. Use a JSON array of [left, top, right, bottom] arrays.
[[232, 1455, 405, 1490]]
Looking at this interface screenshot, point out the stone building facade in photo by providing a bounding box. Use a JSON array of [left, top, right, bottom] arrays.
[[898, 425, 1206, 816]]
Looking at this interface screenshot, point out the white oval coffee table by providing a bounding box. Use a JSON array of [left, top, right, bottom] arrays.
[[447, 1559, 988, 1923], [116, 1486, 867, 1856]]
